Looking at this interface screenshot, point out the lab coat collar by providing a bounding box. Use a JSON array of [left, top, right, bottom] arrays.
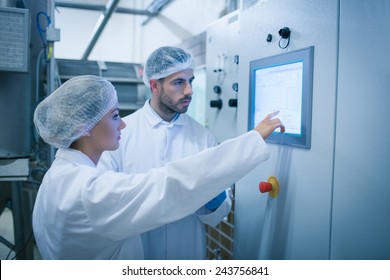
[[55, 148, 97, 168], [143, 100, 185, 128]]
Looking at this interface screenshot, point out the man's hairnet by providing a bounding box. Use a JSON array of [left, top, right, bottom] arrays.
[[142, 46, 194, 87], [34, 75, 118, 149]]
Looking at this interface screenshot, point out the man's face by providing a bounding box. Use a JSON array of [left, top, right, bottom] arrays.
[[153, 69, 195, 118]]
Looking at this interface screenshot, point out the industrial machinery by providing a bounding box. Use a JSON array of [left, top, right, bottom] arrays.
[[0, 0, 146, 259], [204, 0, 390, 260]]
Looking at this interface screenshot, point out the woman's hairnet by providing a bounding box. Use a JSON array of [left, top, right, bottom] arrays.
[[34, 75, 118, 149], [142, 46, 194, 87]]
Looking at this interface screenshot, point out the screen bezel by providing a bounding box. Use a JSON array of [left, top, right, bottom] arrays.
[[248, 46, 314, 149]]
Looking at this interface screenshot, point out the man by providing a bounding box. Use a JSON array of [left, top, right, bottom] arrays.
[[99, 46, 231, 259]]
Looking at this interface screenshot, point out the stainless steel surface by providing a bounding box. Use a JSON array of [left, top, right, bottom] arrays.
[[331, 0, 390, 259], [205, 11, 239, 143], [56, 58, 148, 114], [0, 159, 29, 181], [235, 0, 339, 259]]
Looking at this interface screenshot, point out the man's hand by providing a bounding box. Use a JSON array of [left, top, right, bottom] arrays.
[[254, 111, 285, 139]]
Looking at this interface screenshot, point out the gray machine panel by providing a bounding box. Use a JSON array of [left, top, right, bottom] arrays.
[[56, 59, 148, 115], [205, 11, 240, 143], [331, 0, 390, 259], [235, 0, 339, 259]]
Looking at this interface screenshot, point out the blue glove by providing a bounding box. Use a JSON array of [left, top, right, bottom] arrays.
[[205, 191, 227, 212]]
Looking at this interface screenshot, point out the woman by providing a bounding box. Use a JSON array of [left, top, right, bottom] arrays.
[[33, 75, 284, 259]]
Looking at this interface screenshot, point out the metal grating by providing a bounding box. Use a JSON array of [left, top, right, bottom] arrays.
[[0, 7, 29, 72], [206, 186, 235, 260]]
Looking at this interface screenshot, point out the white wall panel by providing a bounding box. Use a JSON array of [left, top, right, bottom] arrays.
[[331, 0, 390, 259], [205, 11, 240, 143]]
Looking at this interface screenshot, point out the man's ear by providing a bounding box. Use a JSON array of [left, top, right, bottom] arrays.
[[149, 79, 160, 93]]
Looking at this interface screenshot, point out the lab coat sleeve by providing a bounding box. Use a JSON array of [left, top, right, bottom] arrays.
[[197, 189, 232, 227], [195, 134, 232, 226], [82, 130, 269, 241]]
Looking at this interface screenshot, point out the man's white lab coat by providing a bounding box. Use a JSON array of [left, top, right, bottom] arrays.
[[33, 131, 269, 259]]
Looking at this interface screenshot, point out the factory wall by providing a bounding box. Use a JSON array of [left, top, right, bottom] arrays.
[[203, 0, 390, 259]]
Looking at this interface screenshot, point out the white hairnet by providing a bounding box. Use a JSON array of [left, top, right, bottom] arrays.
[[34, 75, 118, 149], [142, 46, 194, 87]]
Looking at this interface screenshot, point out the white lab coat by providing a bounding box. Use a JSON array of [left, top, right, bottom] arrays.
[[99, 101, 231, 259], [33, 130, 269, 260]]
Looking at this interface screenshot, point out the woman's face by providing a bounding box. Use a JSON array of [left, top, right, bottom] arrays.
[[90, 102, 126, 152]]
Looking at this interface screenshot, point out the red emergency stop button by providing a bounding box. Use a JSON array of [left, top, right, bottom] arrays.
[[259, 181, 273, 193], [258, 176, 280, 198]]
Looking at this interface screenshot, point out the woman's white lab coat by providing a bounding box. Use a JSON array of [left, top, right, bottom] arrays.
[[32, 130, 269, 259], [99, 102, 231, 260]]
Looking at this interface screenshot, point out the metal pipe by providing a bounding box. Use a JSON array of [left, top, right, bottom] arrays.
[[55, 1, 152, 16], [47, 0, 56, 163], [81, 0, 120, 60], [141, 0, 173, 26]]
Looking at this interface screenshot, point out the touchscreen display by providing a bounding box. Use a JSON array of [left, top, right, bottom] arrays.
[[249, 46, 314, 149]]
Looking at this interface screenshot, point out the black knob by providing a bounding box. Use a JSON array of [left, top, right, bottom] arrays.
[[210, 100, 222, 109], [213, 85, 222, 94], [228, 99, 237, 107], [278, 27, 291, 39], [233, 55, 239, 64], [232, 83, 238, 92]]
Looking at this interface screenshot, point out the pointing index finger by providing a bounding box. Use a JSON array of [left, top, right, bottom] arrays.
[[267, 111, 280, 119]]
